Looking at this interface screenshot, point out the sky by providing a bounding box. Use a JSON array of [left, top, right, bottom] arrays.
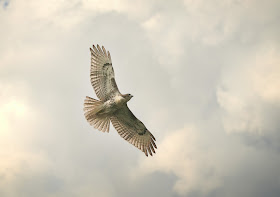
[[0, 0, 280, 196]]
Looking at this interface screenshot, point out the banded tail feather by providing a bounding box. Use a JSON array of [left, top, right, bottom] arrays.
[[83, 96, 110, 132]]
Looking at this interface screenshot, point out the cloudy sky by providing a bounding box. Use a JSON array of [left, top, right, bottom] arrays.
[[1, 0, 280, 196]]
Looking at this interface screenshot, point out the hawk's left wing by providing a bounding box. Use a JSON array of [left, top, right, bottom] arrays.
[[110, 105, 157, 156], [90, 44, 121, 101]]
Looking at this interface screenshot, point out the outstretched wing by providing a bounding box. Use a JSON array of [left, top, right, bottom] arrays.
[[110, 105, 157, 156], [90, 44, 121, 101]]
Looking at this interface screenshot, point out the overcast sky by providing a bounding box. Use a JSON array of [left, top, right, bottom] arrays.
[[1, 0, 280, 196]]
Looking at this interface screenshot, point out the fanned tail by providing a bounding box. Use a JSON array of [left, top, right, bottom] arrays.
[[83, 96, 110, 132]]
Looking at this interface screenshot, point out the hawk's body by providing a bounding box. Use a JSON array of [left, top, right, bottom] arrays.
[[84, 44, 157, 156]]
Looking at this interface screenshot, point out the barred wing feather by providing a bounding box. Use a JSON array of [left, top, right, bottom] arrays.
[[90, 44, 121, 101], [110, 105, 157, 156]]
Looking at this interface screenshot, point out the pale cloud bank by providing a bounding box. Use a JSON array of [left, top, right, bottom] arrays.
[[1, 0, 280, 196], [217, 45, 280, 133], [135, 126, 221, 195]]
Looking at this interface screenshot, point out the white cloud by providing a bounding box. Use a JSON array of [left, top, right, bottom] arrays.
[[0, 82, 32, 134], [182, 0, 240, 45], [182, 0, 280, 45], [0, 82, 51, 196], [217, 45, 280, 133], [1, 0, 280, 196], [0, 80, 116, 196], [140, 0, 280, 74], [217, 86, 263, 133], [251, 48, 280, 105], [140, 0, 241, 73], [134, 126, 221, 195], [81, 0, 153, 19], [0, 0, 153, 40]]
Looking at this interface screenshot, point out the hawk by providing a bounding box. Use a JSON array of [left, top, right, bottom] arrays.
[[84, 44, 157, 156]]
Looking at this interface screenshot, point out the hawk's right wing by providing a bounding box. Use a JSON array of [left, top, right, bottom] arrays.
[[110, 104, 157, 156], [90, 44, 121, 101]]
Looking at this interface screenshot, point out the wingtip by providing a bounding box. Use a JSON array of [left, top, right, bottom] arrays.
[[144, 149, 148, 157], [147, 147, 153, 156], [102, 45, 108, 57], [150, 144, 156, 153], [151, 140, 157, 149]]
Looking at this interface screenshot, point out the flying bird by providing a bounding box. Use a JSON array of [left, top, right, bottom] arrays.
[[83, 44, 157, 156]]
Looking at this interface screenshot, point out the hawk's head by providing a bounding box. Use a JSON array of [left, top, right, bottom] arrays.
[[124, 94, 133, 102]]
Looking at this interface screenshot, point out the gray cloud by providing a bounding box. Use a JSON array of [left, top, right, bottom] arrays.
[[1, 0, 280, 196]]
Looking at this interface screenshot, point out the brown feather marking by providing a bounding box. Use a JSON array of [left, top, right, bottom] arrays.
[[102, 46, 107, 57], [97, 45, 103, 55], [150, 133, 156, 141], [92, 45, 99, 54], [150, 143, 155, 153], [108, 51, 111, 61], [98, 119, 106, 132], [151, 139, 157, 149], [144, 148, 148, 157], [147, 145, 152, 156]]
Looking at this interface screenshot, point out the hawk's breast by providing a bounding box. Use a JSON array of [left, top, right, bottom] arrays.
[[114, 95, 125, 105]]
